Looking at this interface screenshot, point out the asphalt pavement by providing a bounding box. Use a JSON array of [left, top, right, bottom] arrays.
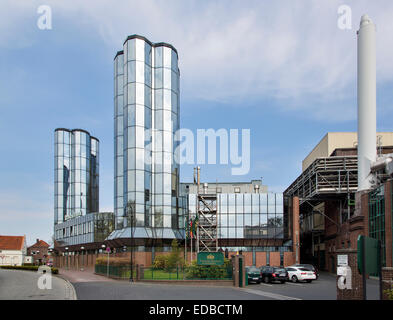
[[245, 272, 381, 300], [0, 268, 76, 300]]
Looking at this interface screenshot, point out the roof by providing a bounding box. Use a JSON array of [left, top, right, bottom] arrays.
[[0, 235, 25, 251], [28, 239, 50, 249]]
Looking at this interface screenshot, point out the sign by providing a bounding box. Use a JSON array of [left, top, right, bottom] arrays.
[[357, 235, 381, 275], [106, 247, 111, 253], [337, 254, 348, 266], [197, 252, 224, 266]]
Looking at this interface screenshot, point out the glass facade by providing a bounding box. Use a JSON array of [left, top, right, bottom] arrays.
[[54, 128, 99, 224], [114, 35, 181, 238], [54, 212, 114, 246], [188, 193, 284, 240]]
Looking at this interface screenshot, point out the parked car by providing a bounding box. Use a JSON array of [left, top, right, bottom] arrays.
[[290, 264, 319, 279], [246, 266, 261, 284], [260, 266, 289, 284], [285, 266, 317, 283]]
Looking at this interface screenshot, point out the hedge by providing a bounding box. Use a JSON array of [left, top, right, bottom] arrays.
[[0, 265, 59, 274]]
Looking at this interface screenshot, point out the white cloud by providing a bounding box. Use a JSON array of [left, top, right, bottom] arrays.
[[2, 0, 393, 120]]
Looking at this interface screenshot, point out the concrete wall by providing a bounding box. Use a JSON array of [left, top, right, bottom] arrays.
[[302, 132, 393, 172]]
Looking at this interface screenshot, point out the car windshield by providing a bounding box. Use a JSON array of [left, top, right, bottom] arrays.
[[274, 268, 286, 273], [248, 267, 259, 273]]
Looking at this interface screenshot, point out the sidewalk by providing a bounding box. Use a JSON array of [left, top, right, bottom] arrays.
[[58, 268, 114, 283]]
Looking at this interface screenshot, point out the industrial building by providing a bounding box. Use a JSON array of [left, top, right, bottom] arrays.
[[285, 132, 393, 271]]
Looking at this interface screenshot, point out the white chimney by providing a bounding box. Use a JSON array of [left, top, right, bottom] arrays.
[[357, 14, 377, 191]]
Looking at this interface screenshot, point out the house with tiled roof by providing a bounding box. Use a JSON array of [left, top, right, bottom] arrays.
[[0, 235, 28, 266], [27, 239, 50, 265]]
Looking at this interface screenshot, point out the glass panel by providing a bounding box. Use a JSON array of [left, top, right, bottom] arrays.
[[154, 68, 163, 89], [155, 47, 163, 67], [135, 38, 145, 62], [127, 61, 136, 83], [127, 39, 135, 61], [135, 60, 144, 83]]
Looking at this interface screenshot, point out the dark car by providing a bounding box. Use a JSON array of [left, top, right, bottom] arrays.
[[292, 264, 319, 279], [246, 266, 261, 284], [260, 266, 289, 284]]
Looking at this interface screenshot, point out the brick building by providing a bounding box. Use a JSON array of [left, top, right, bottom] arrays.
[[285, 132, 393, 272], [27, 239, 50, 265]]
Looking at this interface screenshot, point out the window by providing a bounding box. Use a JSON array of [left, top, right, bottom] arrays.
[[234, 187, 240, 193]]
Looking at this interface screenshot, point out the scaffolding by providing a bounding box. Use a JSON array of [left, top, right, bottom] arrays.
[[196, 193, 218, 252], [285, 156, 358, 203]]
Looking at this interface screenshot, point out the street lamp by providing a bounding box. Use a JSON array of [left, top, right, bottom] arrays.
[[102, 244, 110, 278], [126, 202, 135, 283], [80, 246, 85, 271], [65, 247, 69, 270]]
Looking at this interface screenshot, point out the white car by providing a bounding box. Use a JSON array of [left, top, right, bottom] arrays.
[[285, 266, 317, 283]]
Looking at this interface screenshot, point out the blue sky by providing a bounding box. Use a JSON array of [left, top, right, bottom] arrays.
[[1, 0, 393, 245]]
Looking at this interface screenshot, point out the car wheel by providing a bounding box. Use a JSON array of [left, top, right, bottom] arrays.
[[306, 280, 312, 283], [264, 276, 270, 284], [280, 280, 285, 284], [257, 280, 261, 284], [291, 275, 298, 283]]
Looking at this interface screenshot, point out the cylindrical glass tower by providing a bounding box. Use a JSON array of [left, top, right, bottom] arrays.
[[114, 35, 180, 237], [54, 128, 99, 224]]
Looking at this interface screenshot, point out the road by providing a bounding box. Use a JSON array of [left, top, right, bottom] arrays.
[[65, 270, 381, 300], [245, 272, 380, 300], [0, 269, 76, 300]]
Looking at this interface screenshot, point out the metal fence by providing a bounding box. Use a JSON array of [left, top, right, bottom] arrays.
[[95, 264, 233, 281]]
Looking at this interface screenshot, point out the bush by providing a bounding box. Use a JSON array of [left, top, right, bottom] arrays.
[[0, 265, 58, 274], [152, 240, 185, 271], [152, 255, 168, 269], [384, 287, 393, 300], [185, 258, 232, 279], [95, 256, 130, 266]]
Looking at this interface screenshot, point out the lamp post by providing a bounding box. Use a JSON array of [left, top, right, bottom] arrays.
[[80, 246, 85, 271], [126, 201, 135, 283], [102, 244, 109, 278], [65, 247, 69, 270]]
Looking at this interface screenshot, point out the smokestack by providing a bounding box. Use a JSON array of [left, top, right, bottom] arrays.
[[357, 14, 377, 191]]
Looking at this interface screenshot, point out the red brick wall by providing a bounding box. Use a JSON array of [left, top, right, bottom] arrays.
[[270, 252, 281, 266], [243, 252, 253, 266], [382, 267, 393, 300], [284, 252, 295, 266], [293, 197, 300, 264], [255, 252, 266, 267]]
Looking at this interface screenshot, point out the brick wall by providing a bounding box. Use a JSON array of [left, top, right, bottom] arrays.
[[255, 252, 266, 267], [269, 252, 281, 266], [336, 249, 364, 300], [284, 252, 295, 266], [382, 267, 393, 300]]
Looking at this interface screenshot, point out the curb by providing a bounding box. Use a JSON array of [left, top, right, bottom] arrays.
[[55, 274, 77, 300]]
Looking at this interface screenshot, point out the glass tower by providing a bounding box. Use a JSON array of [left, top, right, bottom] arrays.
[[54, 128, 99, 224], [114, 35, 180, 237]]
